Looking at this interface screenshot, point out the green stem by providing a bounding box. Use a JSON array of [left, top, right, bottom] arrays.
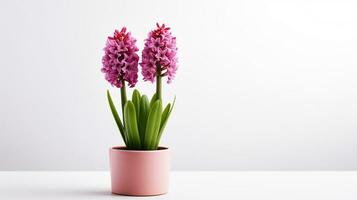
[[120, 80, 127, 122], [156, 64, 162, 101]]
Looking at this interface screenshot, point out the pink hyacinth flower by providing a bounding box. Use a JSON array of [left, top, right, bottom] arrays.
[[140, 23, 178, 83], [101, 27, 139, 88]]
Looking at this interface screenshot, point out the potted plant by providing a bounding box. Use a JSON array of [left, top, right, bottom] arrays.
[[101, 23, 177, 196]]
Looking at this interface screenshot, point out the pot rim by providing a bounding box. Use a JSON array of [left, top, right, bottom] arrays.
[[110, 146, 169, 153]]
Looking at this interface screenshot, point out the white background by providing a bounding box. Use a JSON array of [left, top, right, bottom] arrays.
[[0, 0, 356, 170]]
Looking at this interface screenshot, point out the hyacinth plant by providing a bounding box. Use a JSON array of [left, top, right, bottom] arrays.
[[101, 24, 177, 150]]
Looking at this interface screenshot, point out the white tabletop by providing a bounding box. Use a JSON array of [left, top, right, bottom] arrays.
[[0, 171, 356, 199]]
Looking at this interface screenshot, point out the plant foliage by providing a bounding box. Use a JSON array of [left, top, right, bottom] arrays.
[[107, 90, 174, 150]]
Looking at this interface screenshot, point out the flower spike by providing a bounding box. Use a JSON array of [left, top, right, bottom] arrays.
[[101, 27, 139, 88], [140, 23, 178, 83]]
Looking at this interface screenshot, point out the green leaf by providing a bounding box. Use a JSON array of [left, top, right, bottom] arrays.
[[139, 95, 150, 145], [132, 89, 141, 121], [160, 103, 171, 130], [149, 93, 158, 109], [144, 100, 162, 150], [124, 101, 141, 149], [154, 96, 176, 149], [107, 90, 126, 145]]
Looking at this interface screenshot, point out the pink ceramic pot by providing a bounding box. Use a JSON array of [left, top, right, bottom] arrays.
[[109, 146, 170, 196]]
